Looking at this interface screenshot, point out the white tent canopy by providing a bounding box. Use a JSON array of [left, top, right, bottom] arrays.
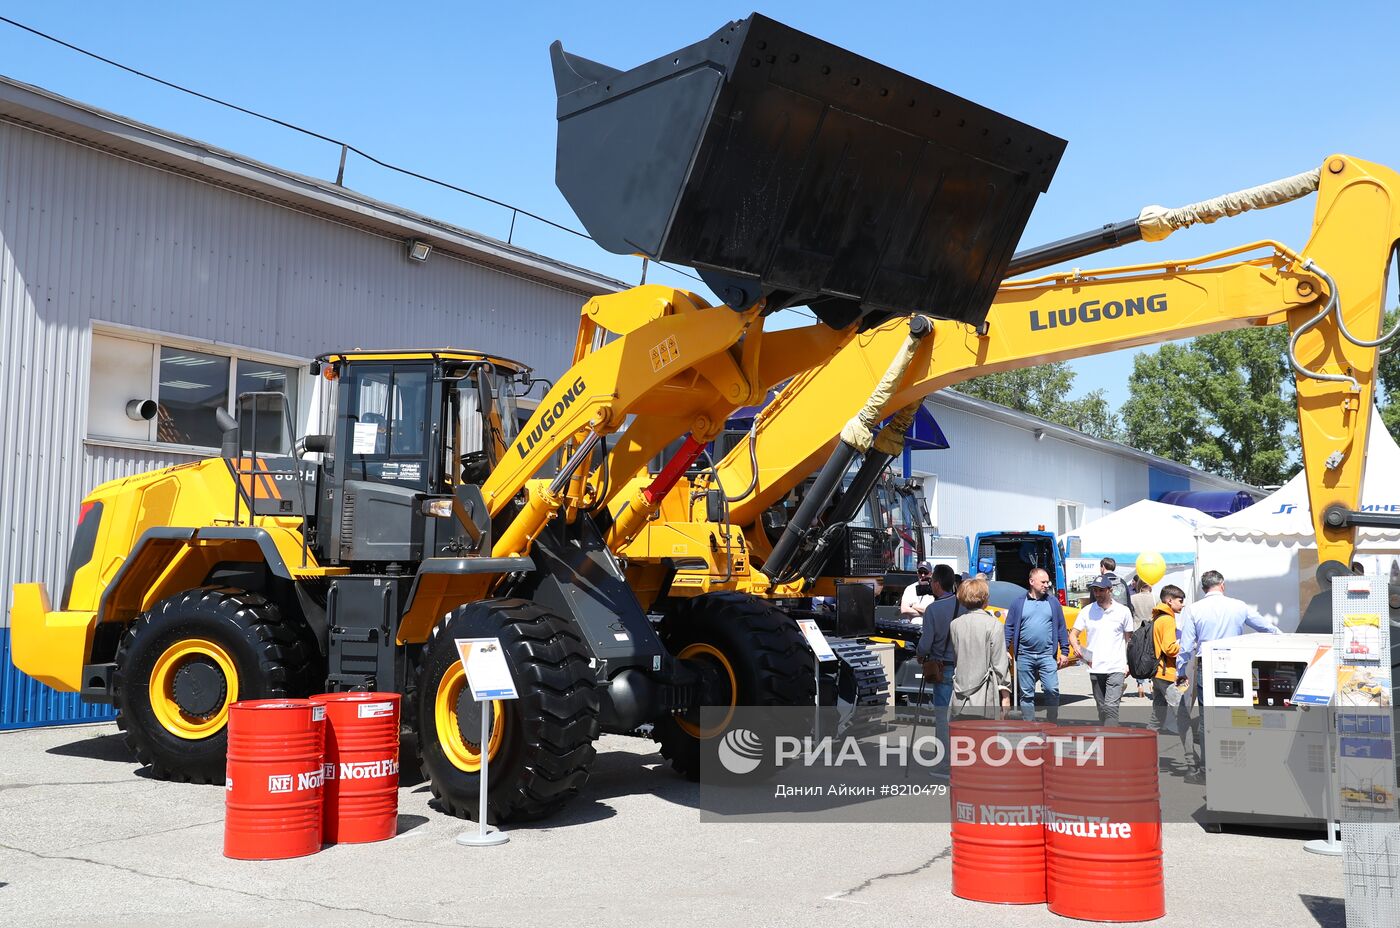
[[1197, 407, 1400, 631], [1064, 499, 1217, 562], [1061, 500, 1217, 603]]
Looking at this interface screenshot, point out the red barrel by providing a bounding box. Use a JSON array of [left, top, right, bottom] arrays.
[[1045, 726, 1164, 922], [949, 720, 1051, 904], [310, 692, 401, 844], [224, 699, 325, 860]]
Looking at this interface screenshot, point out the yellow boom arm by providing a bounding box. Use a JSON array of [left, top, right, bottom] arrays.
[[648, 154, 1399, 581]]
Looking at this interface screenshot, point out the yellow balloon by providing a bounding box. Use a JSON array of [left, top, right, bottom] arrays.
[[1136, 551, 1167, 586]]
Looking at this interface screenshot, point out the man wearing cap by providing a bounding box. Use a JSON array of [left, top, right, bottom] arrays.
[[900, 560, 940, 621], [1069, 573, 1134, 725]]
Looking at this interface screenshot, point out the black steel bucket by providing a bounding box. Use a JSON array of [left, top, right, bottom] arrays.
[[552, 14, 1066, 330]]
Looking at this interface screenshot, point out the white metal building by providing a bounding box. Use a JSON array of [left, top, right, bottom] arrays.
[[0, 76, 621, 727], [912, 389, 1259, 540]]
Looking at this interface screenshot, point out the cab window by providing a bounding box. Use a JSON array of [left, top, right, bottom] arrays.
[[342, 364, 431, 487]]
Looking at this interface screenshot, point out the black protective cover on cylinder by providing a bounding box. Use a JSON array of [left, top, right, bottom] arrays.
[[551, 13, 1066, 330]]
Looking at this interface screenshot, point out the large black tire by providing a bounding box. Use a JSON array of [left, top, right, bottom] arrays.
[[413, 599, 600, 823], [113, 587, 309, 783], [653, 592, 816, 780]]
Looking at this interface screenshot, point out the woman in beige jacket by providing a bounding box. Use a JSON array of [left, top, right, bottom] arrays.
[[946, 577, 1013, 718]]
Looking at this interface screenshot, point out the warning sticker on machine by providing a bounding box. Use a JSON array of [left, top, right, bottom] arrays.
[[358, 701, 395, 719], [1230, 709, 1262, 728], [649, 335, 680, 373]]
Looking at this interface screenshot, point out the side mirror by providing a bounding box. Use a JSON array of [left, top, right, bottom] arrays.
[[303, 434, 332, 454]]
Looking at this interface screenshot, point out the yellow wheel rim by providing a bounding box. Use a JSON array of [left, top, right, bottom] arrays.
[[435, 663, 505, 773], [149, 638, 238, 740], [675, 642, 738, 740]]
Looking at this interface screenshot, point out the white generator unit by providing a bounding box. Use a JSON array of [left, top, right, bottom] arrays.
[[1201, 633, 1333, 825]]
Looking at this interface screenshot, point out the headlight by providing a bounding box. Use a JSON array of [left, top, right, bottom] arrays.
[[421, 498, 454, 518]]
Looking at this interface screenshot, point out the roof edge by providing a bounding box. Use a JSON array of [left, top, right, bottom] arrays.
[[0, 73, 628, 296], [927, 388, 1263, 496]]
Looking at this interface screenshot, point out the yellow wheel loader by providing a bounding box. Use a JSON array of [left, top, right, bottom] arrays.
[[603, 155, 1400, 731], [8, 15, 1064, 821]]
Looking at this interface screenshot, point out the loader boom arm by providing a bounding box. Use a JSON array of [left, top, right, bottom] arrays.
[[656, 155, 1400, 581]]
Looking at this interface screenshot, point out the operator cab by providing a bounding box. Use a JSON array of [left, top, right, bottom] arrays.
[[309, 350, 530, 568]]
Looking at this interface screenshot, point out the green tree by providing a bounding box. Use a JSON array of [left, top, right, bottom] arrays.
[[1122, 327, 1297, 486], [1379, 308, 1400, 441], [958, 363, 1124, 441]]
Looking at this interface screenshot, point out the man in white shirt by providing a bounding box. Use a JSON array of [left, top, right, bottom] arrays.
[[900, 560, 939, 621], [1068, 573, 1134, 726]]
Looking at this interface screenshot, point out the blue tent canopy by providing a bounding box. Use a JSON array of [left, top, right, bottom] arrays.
[[904, 405, 950, 451], [1157, 489, 1255, 518]]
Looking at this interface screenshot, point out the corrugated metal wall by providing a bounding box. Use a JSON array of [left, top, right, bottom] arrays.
[[0, 117, 589, 728], [914, 397, 1237, 540]]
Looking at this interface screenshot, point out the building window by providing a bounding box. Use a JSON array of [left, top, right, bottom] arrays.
[[157, 347, 230, 447], [88, 327, 305, 453], [235, 360, 301, 453], [1056, 499, 1084, 536]]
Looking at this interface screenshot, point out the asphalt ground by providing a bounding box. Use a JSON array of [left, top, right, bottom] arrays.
[[0, 663, 1346, 928]]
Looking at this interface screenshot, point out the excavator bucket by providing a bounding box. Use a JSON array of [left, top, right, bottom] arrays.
[[551, 14, 1066, 330]]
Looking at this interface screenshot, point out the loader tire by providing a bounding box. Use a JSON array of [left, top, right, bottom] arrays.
[[653, 592, 816, 780], [113, 587, 309, 783], [413, 599, 600, 823]]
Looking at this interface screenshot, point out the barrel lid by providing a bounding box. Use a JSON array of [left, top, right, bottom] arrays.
[[309, 691, 401, 703], [230, 698, 317, 711], [950, 720, 1053, 733], [1047, 725, 1155, 740]]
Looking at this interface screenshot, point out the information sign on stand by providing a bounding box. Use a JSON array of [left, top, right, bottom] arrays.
[[453, 638, 518, 847], [797, 619, 836, 663]]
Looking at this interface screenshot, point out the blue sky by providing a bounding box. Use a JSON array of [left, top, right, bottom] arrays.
[[3, 2, 1398, 409]]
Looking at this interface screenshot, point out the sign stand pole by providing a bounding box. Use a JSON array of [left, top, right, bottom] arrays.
[[796, 619, 836, 746], [454, 637, 517, 848], [1303, 709, 1342, 857], [457, 701, 509, 847]]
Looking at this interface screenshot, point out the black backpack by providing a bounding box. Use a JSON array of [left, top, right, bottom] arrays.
[[1126, 620, 1158, 679]]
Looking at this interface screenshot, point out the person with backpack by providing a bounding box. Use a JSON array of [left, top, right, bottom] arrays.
[[1129, 574, 1157, 698], [1148, 585, 1185, 732], [1070, 574, 1135, 726], [1125, 592, 1167, 710], [1003, 567, 1069, 722]]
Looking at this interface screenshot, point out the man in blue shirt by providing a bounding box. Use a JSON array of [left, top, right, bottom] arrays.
[[1003, 568, 1070, 722], [1177, 569, 1280, 774]]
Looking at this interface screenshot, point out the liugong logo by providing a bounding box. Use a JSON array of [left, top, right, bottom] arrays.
[[1029, 294, 1166, 331]]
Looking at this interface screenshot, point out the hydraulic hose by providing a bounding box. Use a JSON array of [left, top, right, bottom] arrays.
[[762, 320, 932, 581]]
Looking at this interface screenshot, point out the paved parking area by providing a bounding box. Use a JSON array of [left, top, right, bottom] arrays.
[[0, 666, 1346, 928]]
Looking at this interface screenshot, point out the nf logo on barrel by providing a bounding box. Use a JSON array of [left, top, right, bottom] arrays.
[[514, 377, 587, 460], [1030, 294, 1167, 331], [267, 769, 325, 793]]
